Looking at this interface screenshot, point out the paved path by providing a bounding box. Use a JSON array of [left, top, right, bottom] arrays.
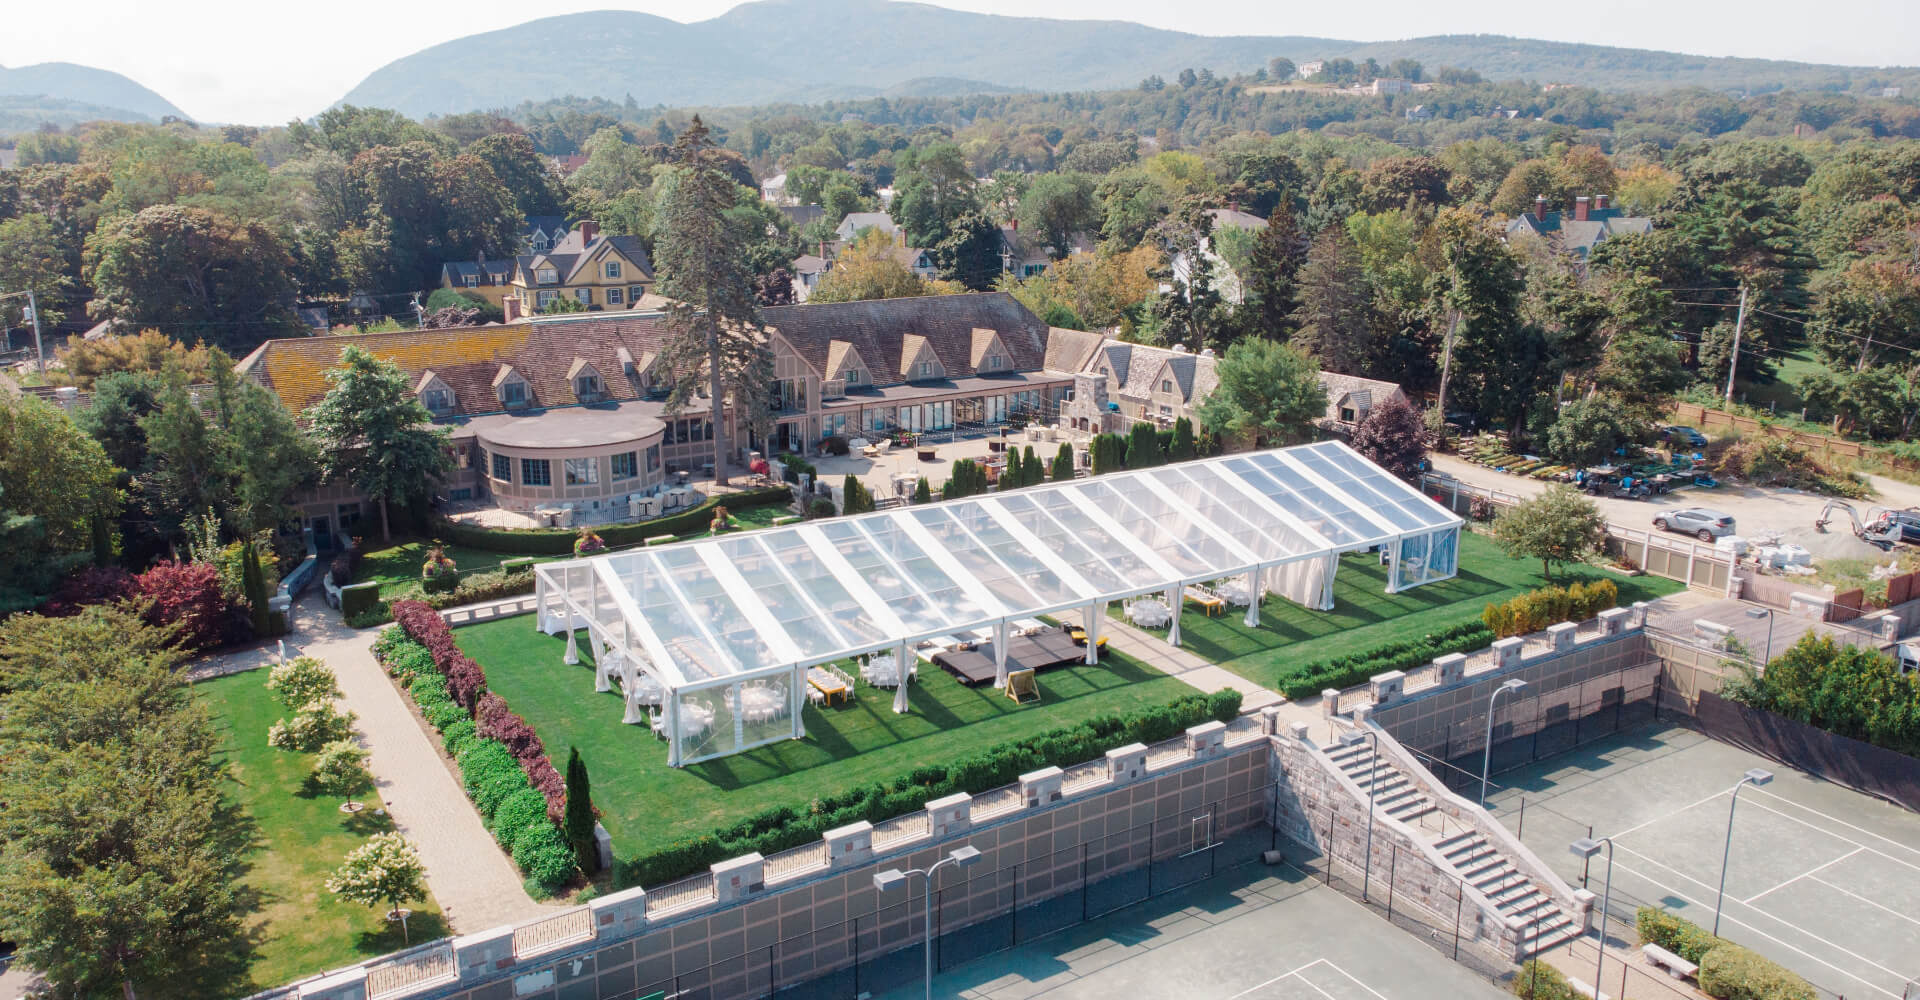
[[275, 592, 549, 933]]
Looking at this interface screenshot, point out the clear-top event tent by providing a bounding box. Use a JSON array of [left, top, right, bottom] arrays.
[[533, 441, 1462, 766]]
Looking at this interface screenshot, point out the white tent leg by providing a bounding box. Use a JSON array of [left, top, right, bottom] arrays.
[[1385, 539, 1402, 594], [593, 638, 613, 693], [792, 665, 807, 740], [892, 641, 911, 714], [732, 684, 745, 751], [563, 619, 579, 665], [993, 620, 1010, 688], [1322, 553, 1338, 609], [1244, 567, 1261, 628], [1082, 604, 1098, 664], [1166, 585, 1183, 647], [666, 697, 682, 767]]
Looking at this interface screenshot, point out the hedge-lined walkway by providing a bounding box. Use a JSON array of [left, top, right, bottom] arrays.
[[288, 591, 549, 933]]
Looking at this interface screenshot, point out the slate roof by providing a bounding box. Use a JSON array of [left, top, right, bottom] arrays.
[[1206, 208, 1268, 232], [761, 293, 1050, 387], [513, 230, 655, 287], [835, 212, 898, 240], [1317, 371, 1407, 419], [1041, 326, 1105, 375], [1094, 341, 1219, 403], [999, 226, 1095, 263], [440, 259, 515, 286], [1505, 208, 1652, 259], [791, 254, 829, 277], [238, 313, 681, 419]]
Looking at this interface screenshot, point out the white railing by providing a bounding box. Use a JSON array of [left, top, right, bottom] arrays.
[[512, 907, 595, 959], [364, 941, 457, 1000], [646, 874, 716, 917], [872, 812, 930, 849], [764, 841, 828, 882]]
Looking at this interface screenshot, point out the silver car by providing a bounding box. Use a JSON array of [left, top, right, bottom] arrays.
[[1653, 508, 1734, 542]]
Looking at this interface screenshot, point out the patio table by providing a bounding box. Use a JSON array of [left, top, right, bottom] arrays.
[[806, 667, 850, 705], [738, 685, 785, 725]]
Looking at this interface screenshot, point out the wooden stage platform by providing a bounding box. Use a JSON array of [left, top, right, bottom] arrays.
[[931, 627, 1088, 686]]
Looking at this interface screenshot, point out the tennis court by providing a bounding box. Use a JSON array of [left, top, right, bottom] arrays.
[[874, 861, 1507, 999], [1487, 723, 1920, 1000]]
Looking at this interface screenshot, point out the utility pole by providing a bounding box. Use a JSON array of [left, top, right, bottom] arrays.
[[1435, 310, 1461, 419], [1721, 284, 1748, 406]]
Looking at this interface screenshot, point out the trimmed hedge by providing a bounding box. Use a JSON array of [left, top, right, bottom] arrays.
[[617, 688, 1242, 889], [1277, 620, 1495, 699], [1483, 579, 1619, 639], [1699, 945, 1815, 1000], [340, 581, 382, 619], [500, 557, 536, 575], [1511, 959, 1581, 1000], [379, 604, 577, 889], [1636, 908, 1813, 1000], [430, 486, 793, 555]]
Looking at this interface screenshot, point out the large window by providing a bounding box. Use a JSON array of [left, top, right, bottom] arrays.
[[536, 267, 557, 285], [536, 290, 556, 308], [574, 288, 592, 304], [668, 418, 711, 444], [645, 445, 661, 472], [565, 457, 598, 485], [491, 451, 512, 481], [611, 451, 637, 480], [606, 287, 623, 305], [521, 458, 551, 486]]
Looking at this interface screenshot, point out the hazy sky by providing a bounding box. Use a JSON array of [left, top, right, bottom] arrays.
[[6, 0, 1916, 125]]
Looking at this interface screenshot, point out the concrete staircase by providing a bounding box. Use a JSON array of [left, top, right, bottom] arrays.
[[1325, 740, 1584, 957]]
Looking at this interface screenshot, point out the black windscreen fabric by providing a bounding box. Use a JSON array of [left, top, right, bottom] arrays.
[[1694, 692, 1920, 813]]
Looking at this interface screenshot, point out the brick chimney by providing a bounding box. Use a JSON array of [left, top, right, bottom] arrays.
[[504, 296, 522, 323], [577, 219, 599, 245], [1594, 194, 1610, 212], [1533, 195, 1548, 221], [1573, 195, 1590, 222]]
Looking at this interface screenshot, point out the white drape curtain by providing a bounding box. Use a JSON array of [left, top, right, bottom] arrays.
[[1270, 554, 1338, 610]]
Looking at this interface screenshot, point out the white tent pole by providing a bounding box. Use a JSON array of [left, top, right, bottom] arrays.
[[1244, 566, 1261, 627], [591, 629, 611, 692], [892, 640, 911, 713], [792, 665, 807, 740], [666, 694, 682, 767], [993, 619, 1009, 688], [1166, 584, 1183, 647], [1082, 604, 1098, 665], [563, 606, 579, 665]]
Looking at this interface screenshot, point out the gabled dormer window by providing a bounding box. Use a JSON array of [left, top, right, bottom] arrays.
[[462, 275, 478, 288], [536, 267, 558, 285], [844, 368, 863, 386], [501, 381, 527, 406], [576, 374, 602, 398], [604, 261, 622, 279], [422, 387, 452, 412], [918, 361, 935, 379]]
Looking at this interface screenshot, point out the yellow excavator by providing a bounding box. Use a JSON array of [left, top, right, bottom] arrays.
[[1813, 500, 1912, 549]]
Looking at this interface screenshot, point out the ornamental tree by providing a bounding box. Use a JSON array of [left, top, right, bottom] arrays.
[[326, 832, 428, 942], [266, 656, 341, 711], [1490, 485, 1606, 582], [1350, 394, 1428, 479], [311, 739, 372, 811]]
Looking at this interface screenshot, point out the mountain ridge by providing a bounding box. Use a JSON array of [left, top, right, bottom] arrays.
[[334, 0, 1915, 119], [0, 61, 189, 123]]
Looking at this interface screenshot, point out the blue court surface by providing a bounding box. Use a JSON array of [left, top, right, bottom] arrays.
[[1487, 723, 1920, 1000], [875, 861, 1508, 1000]]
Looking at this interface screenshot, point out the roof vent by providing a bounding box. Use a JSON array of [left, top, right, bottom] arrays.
[[1171, 343, 1187, 353], [1199, 347, 1215, 357]]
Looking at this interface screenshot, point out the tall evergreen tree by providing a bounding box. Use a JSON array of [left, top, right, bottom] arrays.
[[1235, 206, 1309, 340], [563, 747, 600, 875], [654, 117, 773, 487], [1290, 226, 1372, 375]]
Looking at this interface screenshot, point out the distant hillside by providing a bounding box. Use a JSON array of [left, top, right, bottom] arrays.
[[0, 62, 188, 122], [0, 95, 154, 134], [337, 0, 1917, 118]]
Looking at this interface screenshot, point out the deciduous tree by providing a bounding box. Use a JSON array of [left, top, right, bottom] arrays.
[[305, 344, 454, 540], [1350, 394, 1427, 478], [1490, 485, 1606, 581], [1194, 340, 1327, 450], [327, 833, 428, 943]]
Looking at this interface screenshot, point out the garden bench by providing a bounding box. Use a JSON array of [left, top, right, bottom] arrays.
[[1641, 943, 1698, 980]]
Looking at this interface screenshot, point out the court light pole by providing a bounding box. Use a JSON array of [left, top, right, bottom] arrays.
[[1570, 836, 1615, 993], [1340, 728, 1381, 901], [1480, 678, 1528, 807], [1744, 607, 1774, 665], [1713, 768, 1773, 937], [874, 844, 982, 1000]]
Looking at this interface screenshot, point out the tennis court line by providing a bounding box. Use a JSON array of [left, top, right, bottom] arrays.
[[1807, 875, 1920, 931], [1744, 788, 1920, 868], [1606, 787, 1732, 841], [1227, 958, 1394, 1000], [1606, 854, 1907, 999], [1741, 847, 1863, 904]]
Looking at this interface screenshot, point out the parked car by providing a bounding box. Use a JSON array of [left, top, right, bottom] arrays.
[[1653, 508, 1735, 541], [1661, 425, 1708, 448]]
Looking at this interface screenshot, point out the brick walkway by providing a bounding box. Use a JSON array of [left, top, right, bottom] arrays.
[[275, 593, 550, 933]]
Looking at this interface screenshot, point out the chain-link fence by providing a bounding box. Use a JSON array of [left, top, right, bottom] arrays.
[[590, 789, 1269, 1000]]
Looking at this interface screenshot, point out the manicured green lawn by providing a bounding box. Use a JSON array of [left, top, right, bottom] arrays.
[[456, 619, 1194, 851], [1120, 531, 1684, 691], [196, 672, 447, 991]]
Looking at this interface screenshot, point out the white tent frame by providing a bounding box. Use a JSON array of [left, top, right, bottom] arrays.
[[533, 441, 1463, 766]]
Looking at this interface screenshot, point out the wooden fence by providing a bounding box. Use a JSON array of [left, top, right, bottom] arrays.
[[1669, 401, 1920, 473]]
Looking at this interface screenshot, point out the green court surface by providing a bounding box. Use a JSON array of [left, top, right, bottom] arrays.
[[1487, 724, 1920, 1000], [874, 861, 1509, 1000], [455, 617, 1197, 851]]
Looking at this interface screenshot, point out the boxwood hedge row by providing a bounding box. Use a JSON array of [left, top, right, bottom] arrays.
[[1276, 620, 1495, 699], [617, 688, 1242, 889]]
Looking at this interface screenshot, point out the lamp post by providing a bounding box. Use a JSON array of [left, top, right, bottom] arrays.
[[1713, 768, 1773, 936], [1570, 836, 1615, 992], [874, 845, 983, 1000], [1744, 607, 1774, 666], [1480, 678, 1528, 807], [1340, 728, 1382, 901]]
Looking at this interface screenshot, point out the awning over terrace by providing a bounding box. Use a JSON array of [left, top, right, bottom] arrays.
[[533, 441, 1462, 766]]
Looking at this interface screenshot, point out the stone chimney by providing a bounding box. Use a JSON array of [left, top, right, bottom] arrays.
[[1532, 194, 1548, 221], [577, 219, 600, 244], [504, 296, 522, 323], [1594, 193, 1610, 212], [1573, 195, 1590, 222]]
